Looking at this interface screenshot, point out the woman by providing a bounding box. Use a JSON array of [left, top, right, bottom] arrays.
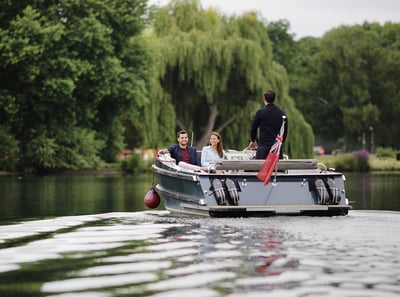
[[201, 131, 225, 167]]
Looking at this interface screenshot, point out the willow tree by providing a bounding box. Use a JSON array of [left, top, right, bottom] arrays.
[[147, 0, 313, 157]]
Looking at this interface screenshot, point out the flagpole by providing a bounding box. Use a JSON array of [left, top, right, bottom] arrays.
[[271, 115, 286, 185]]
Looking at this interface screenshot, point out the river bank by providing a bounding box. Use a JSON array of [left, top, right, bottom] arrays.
[[0, 168, 124, 176], [1, 155, 399, 176], [316, 155, 400, 171]]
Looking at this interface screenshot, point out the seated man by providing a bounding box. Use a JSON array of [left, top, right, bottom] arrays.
[[160, 130, 201, 166]]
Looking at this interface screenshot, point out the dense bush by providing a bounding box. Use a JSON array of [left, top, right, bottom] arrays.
[[376, 147, 397, 159], [120, 152, 151, 173], [332, 154, 355, 172], [0, 126, 20, 171], [332, 150, 370, 172], [353, 150, 370, 172]]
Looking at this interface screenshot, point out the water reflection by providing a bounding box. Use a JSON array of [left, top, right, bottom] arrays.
[[0, 211, 399, 296], [345, 172, 400, 210], [1, 172, 400, 223], [0, 174, 158, 221], [1, 172, 400, 296]]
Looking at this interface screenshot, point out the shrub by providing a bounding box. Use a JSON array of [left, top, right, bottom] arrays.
[[332, 154, 355, 172], [375, 147, 396, 159], [120, 151, 151, 173], [0, 126, 20, 171], [331, 150, 370, 172], [24, 128, 105, 173], [353, 150, 370, 172]]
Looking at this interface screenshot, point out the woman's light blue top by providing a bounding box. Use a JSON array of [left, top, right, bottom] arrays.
[[201, 145, 224, 167]]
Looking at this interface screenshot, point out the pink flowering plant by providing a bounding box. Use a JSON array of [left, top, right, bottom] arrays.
[[352, 149, 371, 172], [332, 149, 371, 172]]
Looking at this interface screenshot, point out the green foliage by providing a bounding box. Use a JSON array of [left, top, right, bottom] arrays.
[[24, 134, 59, 171], [147, 0, 314, 158], [120, 151, 151, 173], [331, 150, 370, 172], [0, 0, 151, 171], [290, 22, 400, 152], [22, 128, 104, 173], [267, 19, 297, 74], [2, 0, 399, 172], [332, 154, 356, 172], [0, 125, 20, 171], [375, 147, 397, 159], [125, 35, 176, 149]]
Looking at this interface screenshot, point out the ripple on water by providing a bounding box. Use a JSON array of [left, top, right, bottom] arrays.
[[47, 292, 111, 297], [226, 286, 400, 297], [100, 248, 200, 263], [79, 261, 172, 276], [148, 288, 220, 297], [146, 271, 236, 291], [0, 210, 399, 296], [165, 260, 242, 276], [42, 272, 158, 293]]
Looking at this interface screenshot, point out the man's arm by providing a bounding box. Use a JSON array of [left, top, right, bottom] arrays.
[[250, 111, 260, 141]]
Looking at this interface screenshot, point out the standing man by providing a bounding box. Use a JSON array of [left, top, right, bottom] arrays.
[[249, 90, 288, 159], [161, 130, 201, 165]]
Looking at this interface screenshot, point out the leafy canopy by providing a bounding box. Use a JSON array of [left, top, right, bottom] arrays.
[[146, 0, 313, 157]]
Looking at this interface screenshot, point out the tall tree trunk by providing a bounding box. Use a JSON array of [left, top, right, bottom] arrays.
[[196, 102, 218, 148]]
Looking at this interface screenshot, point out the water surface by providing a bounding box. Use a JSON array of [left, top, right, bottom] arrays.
[[0, 211, 399, 296], [1, 172, 400, 222], [0, 172, 399, 296]]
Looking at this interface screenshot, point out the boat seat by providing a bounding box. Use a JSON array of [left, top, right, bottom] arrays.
[[214, 159, 318, 171], [178, 161, 202, 172]]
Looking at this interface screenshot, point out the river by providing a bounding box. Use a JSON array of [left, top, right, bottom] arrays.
[[0, 172, 399, 296], [1, 172, 399, 220]]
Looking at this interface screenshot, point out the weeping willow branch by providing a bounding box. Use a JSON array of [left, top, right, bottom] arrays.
[[151, 1, 314, 157], [216, 115, 236, 132], [175, 118, 186, 131]]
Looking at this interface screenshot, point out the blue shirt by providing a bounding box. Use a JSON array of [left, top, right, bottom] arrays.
[[167, 144, 200, 166], [201, 146, 224, 167]]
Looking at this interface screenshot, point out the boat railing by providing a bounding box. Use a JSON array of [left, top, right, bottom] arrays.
[[157, 151, 324, 174]]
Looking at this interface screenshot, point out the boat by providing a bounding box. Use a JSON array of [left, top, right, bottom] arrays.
[[151, 149, 352, 217]]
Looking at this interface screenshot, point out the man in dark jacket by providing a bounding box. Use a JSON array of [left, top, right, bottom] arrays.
[[161, 130, 200, 165], [249, 90, 288, 159]]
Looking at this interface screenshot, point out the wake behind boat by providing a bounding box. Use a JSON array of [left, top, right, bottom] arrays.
[[150, 149, 352, 217]]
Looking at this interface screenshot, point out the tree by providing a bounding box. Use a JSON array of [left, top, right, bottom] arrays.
[[266, 19, 297, 74], [289, 22, 400, 152], [289, 37, 345, 144], [147, 0, 314, 157], [365, 22, 400, 149], [313, 25, 388, 151], [0, 0, 151, 171]]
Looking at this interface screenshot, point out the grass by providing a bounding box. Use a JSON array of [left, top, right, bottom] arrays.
[[369, 157, 400, 171], [315, 155, 400, 171]]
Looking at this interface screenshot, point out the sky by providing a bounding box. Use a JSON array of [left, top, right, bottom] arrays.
[[149, 0, 400, 39]]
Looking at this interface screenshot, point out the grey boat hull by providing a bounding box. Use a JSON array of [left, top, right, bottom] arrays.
[[152, 155, 352, 217]]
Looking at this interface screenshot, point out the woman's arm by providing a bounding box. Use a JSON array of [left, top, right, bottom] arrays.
[[201, 147, 210, 167]]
